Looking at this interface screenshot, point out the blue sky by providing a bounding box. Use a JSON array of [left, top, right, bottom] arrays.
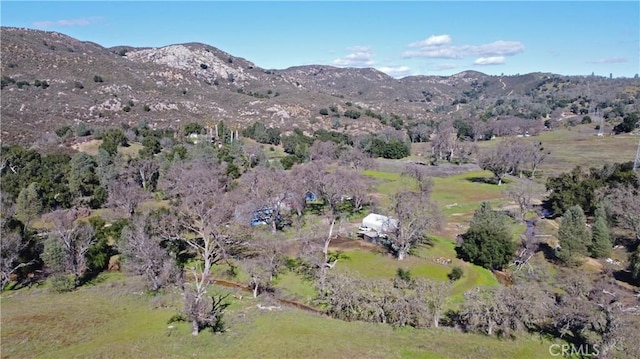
[[2, 1, 638, 78]]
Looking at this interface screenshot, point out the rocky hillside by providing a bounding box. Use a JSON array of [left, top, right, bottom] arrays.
[[1, 26, 638, 147]]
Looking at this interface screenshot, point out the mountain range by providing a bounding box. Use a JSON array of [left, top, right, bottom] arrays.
[[1, 26, 638, 147]]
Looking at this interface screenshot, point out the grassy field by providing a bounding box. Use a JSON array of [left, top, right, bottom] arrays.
[[7, 126, 631, 358], [0, 274, 560, 359], [476, 124, 639, 178], [74, 139, 144, 158]]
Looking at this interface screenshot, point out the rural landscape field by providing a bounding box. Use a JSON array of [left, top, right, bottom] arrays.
[[1, 2, 640, 358]]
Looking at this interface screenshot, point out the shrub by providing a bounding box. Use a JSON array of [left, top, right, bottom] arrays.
[[16, 81, 30, 89], [396, 268, 412, 282], [200, 63, 208, 69], [55, 126, 72, 138], [143, 104, 151, 112], [447, 266, 464, 281], [581, 116, 592, 124], [122, 106, 131, 112], [74, 81, 84, 89], [227, 57, 233, 64], [319, 108, 329, 116], [50, 274, 76, 293], [213, 79, 220, 86], [93, 75, 104, 83], [344, 109, 361, 119], [76, 122, 91, 136], [1, 76, 16, 89]]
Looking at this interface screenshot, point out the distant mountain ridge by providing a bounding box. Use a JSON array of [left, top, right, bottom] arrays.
[[1, 26, 637, 147]]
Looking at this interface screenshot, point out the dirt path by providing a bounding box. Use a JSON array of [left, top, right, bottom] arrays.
[[212, 277, 323, 314]]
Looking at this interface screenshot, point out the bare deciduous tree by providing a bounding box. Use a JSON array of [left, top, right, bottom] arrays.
[[478, 144, 514, 185], [339, 147, 375, 170], [430, 123, 458, 163], [119, 213, 177, 291], [402, 163, 433, 194], [300, 164, 369, 287], [504, 179, 544, 222], [523, 141, 549, 178], [389, 190, 442, 260], [129, 158, 160, 191], [0, 231, 31, 291], [414, 278, 451, 328], [160, 160, 244, 335], [44, 209, 96, 285], [606, 185, 640, 243], [239, 167, 291, 233], [108, 176, 149, 216], [242, 233, 286, 297], [308, 141, 340, 162]]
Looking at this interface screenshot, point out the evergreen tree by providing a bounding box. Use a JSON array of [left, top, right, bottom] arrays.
[[589, 205, 612, 258], [15, 182, 42, 229], [456, 202, 516, 270], [556, 205, 591, 266]]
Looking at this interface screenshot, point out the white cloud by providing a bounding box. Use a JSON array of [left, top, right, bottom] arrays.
[[403, 35, 524, 59], [474, 41, 524, 56], [474, 56, 506, 65], [589, 57, 628, 64], [409, 34, 452, 47], [332, 46, 375, 67], [33, 17, 103, 29], [377, 66, 412, 78]]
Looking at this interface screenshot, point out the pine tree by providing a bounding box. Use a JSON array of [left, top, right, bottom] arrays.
[[456, 202, 516, 270], [556, 205, 591, 266], [589, 206, 612, 258]]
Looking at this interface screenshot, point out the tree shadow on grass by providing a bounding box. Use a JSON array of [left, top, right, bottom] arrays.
[[465, 176, 499, 185]]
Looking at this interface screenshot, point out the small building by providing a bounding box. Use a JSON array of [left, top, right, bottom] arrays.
[[361, 213, 398, 234]]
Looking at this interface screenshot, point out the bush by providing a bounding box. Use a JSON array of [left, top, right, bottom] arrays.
[[581, 115, 592, 124], [1, 76, 16, 89], [143, 104, 151, 112], [122, 106, 131, 112], [74, 81, 84, 89], [319, 108, 329, 116], [49, 274, 76, 293], [55, 126, 72, 138], [16, 81, 30, 89], [200, 63, 208, 69], [76, 122, 91, 136], [447, 266, 464, 281], [396, 268, 412, 282], [93, 75, 104, 83], [344, 109, 361, 119]]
